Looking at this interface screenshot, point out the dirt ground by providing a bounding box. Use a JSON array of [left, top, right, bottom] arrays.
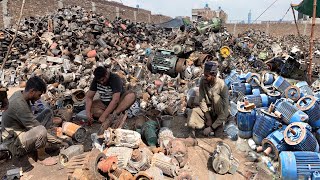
[[0, 88, 275, 180]]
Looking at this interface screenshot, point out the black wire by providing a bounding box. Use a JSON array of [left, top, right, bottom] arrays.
[[252, 0, 279, 23], [280, 6, 291, 21]]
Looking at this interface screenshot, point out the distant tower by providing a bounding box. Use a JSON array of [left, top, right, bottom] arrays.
[[136, 4, 139, 8], [205, 3, 209, 9], [248, 10, 252, 24]]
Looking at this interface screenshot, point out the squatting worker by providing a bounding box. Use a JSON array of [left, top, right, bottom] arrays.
[[1, 76, 55, 163], [187, 61, 230, 136], [86, 66, 136, 128]]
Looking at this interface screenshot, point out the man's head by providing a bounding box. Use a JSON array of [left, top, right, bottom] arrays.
[[94, 66, 109, 85], [203, 61, 218, 83], [25, 76, 47, 103]]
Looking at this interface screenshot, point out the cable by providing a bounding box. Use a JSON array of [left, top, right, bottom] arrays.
[[280, 6, 291, 21], [252, 0, 279, 23]]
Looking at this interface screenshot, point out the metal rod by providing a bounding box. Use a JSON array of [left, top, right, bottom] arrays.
[[308, 0, 318, 83], [291, 6, 301, 37], [1, 0, 26, 71]]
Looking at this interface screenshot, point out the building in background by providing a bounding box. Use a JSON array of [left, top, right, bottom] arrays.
[[192, 4, 228, 22], [248, 10, 252, 24]]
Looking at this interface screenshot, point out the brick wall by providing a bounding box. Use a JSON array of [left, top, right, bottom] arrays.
[[0, 0, 171, 28], [0, 8, 3, 28], [225, 23, 320, 39]]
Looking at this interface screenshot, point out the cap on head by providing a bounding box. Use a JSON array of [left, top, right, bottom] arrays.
[[204, 61, 218, 75]]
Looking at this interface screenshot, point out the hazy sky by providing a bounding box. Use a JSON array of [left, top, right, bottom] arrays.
[[118, 0, 303, 22]]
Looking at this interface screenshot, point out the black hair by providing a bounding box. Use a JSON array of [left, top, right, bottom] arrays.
[[180, 25, 185, 32], [25, 76, 47, 93], [94, 66, 108, 80]]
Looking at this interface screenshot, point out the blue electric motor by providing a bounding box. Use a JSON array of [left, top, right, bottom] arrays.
[[316, 129, 320, 146], [296, 81, 314, 97], [284, 122, 319, 152], [225, 70, 239, 88], [267, 90, 281, 104], [261, 127, 289, 160], [253, 108, 282, 145], [274, 98, 309, 125], [236, 102, 256, 139], [297, 95, 320, 128], [315, 91, 320, 100], [246, 73, 261, 89], [280, 151, 320, 180], [238, 72, 252, 83], [231, 82, 252, 95], [284, 85, 301, 102], [273, 76, 291, 95], [263, 72, 275, 85], [244, 94, 269, 108]]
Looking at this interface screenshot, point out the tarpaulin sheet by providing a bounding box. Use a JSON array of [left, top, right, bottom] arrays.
[[292, 0, 320, 18]]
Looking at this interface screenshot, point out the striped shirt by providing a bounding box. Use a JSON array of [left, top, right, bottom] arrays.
[[89, 73, 124, 105]]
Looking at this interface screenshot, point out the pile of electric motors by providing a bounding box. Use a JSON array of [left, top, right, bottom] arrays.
[[227, 69, 320, 179]]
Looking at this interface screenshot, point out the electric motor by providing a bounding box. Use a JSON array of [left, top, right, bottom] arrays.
[[236, 102, 256, 139], [297, 95, 320, 128], [267, 90, 281, 104], [244, 94, 269, 108], [147, 49, 185, 78], [279, 151, 320, 180], [273, 76, 291, 95], [225, 70, 239, 88], [253, 108, 282, 145], [296, 81, 314, 97], [283, 122, 319, 152], [274, 98, 309, 124], [231, 82, 252, 95], [261, 127, 289, 160], [212, 141, 239, 175], [263, 72, 275, 85], [284, 85, 301, 101]]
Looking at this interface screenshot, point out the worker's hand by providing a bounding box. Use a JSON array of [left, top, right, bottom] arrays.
[[98, 114, 107, 123], [205, 119, 213, 127], [203, 127, 213, 136], [86, 111, 93, 124]]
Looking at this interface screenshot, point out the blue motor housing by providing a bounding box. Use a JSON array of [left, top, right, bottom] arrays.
[[236, 102, 256, 139], [244, 94, 269, 108], [280, 151, 320, 180], [238, 72, 252, 83], [263, 72, 275, 85], [274, 98, 309, 124], [315, 91, 320, 100], [262, 127, 289, 160], [297, 81, 314, 97], [246, 73, 261, 89], [284, 122, 319, 152], [273, 76, 291, 95], [313, 171, 320, 180], [231, 82, 252, 95], [225, 70, 239, 88], [297, 96, 320, 128], [253, 108, 281, 145], [267, 90, 281, 104]]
